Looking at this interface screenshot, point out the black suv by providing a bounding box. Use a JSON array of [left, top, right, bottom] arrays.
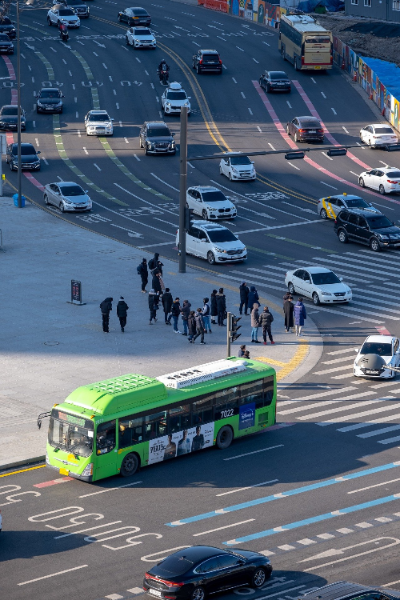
[[139, 121, 176, 155], [303, 582, 400, 600], [334, 208, 400, 252], [58, 0, 89, 18], [0, 16, 16, 38], [192, 49, 222, 74]]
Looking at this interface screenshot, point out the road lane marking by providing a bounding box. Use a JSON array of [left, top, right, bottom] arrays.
[[0, 464, 45, 478], [79, 481, 143, 498], [18, 565, 88, 586], [224, 445, 284, 461], [217, 480, 279, 496], [193, 519, 255, 536]]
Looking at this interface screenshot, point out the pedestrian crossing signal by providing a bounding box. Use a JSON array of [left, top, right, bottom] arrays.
[[230, 314, 242, 343]]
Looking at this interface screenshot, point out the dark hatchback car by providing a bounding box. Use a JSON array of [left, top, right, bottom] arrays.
[[139, 121, 176, 155], [0, 32, 13, 53], [0, 105, 26, 131], [286, 116, 324, 143], [118, 7, 151, 26], [58, 0, 89, 18], [259, 70, 291, 93], [334, 208, 400, 252], [302, 581, 400, 600], [143, 546, 272, 600], [0, 16, 16, 38], [193, 49, 222, 74], [6, 143, 41, 171], [36, 88, 64, 114]]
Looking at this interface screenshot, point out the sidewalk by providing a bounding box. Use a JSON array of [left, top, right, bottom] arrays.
[[0, 198, 322, 469]]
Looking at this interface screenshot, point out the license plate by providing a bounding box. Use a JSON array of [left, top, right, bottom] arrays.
[[365, 370, 380, 375], [59, 467, 69, 476], [97, 129, 105, 133], [309, 130, 316, 133], [314, 66, 321, 70], [149, 590, 162, 597]]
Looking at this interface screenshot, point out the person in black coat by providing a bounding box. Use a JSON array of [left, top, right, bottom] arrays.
[[187, 310, 197, 341], [239, 282, 250, 315], [148, 252, 164, 276], [162, 288, 173, 324], [100, 297, 113, 333], [283, 296, 294, 332], [148, 290, 158, 324], [152, 271, 162, 295], [137, 258, 148, 293], [248, 285, 260, 309], [210, 289, 218, 325], [216, 288, 226, 327], [117, 297, 129, 332]]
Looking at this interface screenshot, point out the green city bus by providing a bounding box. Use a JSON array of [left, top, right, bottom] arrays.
[[41, 358, 276, 483], [278, 14, 333, 71]]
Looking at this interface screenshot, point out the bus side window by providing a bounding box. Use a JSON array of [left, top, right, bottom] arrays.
[[213, 387, 239, 419], [119, 416, 143, 448], [144, 411, 167, 440], [192, 397, 213, 425], [239, 381, 264, 409], [96, 420, 116, 454], [168, 404, 191, 434], [263, 377, 275, 406]]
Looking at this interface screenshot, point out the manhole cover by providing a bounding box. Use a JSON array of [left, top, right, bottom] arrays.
[[97, 249, 115, 254], [118, 256, 135, 260], [56, 251, 69, 255], [44, 341, 60, 346]]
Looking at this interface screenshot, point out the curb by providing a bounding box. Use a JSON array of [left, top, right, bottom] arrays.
[[0, 456, 45, 475]]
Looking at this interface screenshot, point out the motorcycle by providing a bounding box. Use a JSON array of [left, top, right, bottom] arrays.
[[157, 65, 169, 85], [60, 30, 69, 42]]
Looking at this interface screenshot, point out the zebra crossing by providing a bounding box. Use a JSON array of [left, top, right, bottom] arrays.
[[224, 248, 400, 324]]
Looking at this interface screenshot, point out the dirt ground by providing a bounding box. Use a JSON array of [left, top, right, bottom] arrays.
[[314, 12, 400, 67]]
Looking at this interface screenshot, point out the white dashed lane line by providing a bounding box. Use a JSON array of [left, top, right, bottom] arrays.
[[321, 92, 326, 98], [343, 126, 350, 134], [248, 108, 253, 115], [241, 92, 246, 99], [287, 162, 301, 171], [232, 77, 237, 83], [331, 108, 337, 115]]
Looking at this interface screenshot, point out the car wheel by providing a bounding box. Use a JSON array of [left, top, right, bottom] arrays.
[[191, 587, 205, 600], [59, 202, 65, 213], [379, 184, 386, 195], [216, 425, 233, 449], [259, 78, 263, 88], [359, 177, 365, 187], [207, 251, 215, 265], [192, 62, 196, 69], [139, 138, 143, 148], [202, 209, 208, 220], [47, 17, 52, 25], [228, 171, 233, 181], [294, 132, 298, 143], [251, 568, 269, 589], [370, 237, 381, 252], [120, 453, 139, 477], [219, 166, 224, 176], [320, 208, 328, 219], [313, 292, 320, 306], [338, 228, 348, 243], [44, 194, 49, 205], [286, 125, 290, 135], [288, 282, 295, 295]]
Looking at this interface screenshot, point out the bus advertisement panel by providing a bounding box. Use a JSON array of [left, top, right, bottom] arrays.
[[279, 14, 333, 71], [42, 358, 276, 483]]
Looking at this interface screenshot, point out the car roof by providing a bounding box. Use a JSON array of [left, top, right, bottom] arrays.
[[323, 194, 364, 201], [171, 546, 229, 562], [192, 220, 228, 231], [168, 82, 183, 90], [370, 123, 394, 128], [1, 105, 17, 109], [297, 116, 321, 121], [199, 49, 219, 53], [88, 110, 108, 114], [11, 142, 35, 148], [303, 582, 381, 600], [189, 186, 221, 193], [374, 166, 399, 172], [298, 266, 335, 274], [130, 6, 148, 11], [146, 121, 169, 127], [267, 70, 289, 76], [363, 335, 395, 344], [133, 25, 150, 30]]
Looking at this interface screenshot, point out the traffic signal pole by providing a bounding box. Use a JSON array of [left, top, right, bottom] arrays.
[[179, 106, 188, 273], [227, 312, 232, 358]]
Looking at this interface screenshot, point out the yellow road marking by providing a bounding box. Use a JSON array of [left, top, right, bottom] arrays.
[[0, 464, 45, 478], [254, 356, 287, 367], [276, 341, 309, 382]]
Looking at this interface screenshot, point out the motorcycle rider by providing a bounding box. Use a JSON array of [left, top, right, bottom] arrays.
[[157, 59, 170, 84], [59, 21, 69, 42]]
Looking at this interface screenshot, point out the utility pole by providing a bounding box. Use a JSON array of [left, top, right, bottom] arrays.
[[178, 106, 188, 273], [226, 312, 232, 358]]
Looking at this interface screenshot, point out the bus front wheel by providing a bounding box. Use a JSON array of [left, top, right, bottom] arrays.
[[216, 426, 233, 450], [120, 453, 140, 477]]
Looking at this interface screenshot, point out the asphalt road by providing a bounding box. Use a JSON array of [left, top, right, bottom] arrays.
[[2, 2, 400, 597]]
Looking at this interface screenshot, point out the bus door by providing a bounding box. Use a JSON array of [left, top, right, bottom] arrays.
[[95, 420, 117, 478]]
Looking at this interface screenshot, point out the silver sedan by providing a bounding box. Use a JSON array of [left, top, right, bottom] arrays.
[[43, 181, 92, 212]]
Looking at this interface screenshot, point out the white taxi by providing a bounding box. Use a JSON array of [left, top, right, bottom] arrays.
[[125, 26, 156, 49], [177, 220, 246, 264], [186, 186, 236, 220], [219, 152, 256, 181], [360, 123, 398, 148], [354, 335, 400, 379], [161, 82, 191, 116]]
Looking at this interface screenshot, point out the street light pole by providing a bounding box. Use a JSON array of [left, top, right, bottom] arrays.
[[178, 106, 188, 273], [16, 0, 22, 208]]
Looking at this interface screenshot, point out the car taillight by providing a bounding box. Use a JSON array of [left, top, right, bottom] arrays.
[[199, 59, 203, 64], [145, 575, 184, 588], [219, 59, 222, 64], [298, 129, 305, 133], [318, 129, 324, 133]]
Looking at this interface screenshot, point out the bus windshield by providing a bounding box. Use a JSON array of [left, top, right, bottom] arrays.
[[48, 409, 94, 457], [305, 36, 331, 44]]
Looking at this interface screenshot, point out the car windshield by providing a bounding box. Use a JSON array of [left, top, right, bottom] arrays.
[[375, 127, 394, 134], [1, 106, 17, 115], [203, 54, 219, 62], [89, 114, 110, 121], [269, 72, 288, 80], [366, 215, 393, 229], [40, 90, 60, 98], [148, 128, 170, 137], [386, 171, 400, 178], [48, 409, 94, 458], [155, 556, 194, 577], [0, 33, 9, 40], [202, 191, 227, 202], [135, 28, 150, 35], [12, 145, 36, 155], [133, 8, 147, 14], [312, 271, 341, 285], [230, 156, 251, 166], [0, 17, 11, 24], [60, 185, 85, 196], [345, 198, 369, 208], [59, 9, 75, 15], [361, 342, 392, 357], [300, 120, 321, 128], [166, 92, 187, 100], [207, 229, 237, 243]]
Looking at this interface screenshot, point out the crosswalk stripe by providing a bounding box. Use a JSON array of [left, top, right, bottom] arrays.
[[337, 402, 397, 431], [358, 425, 400, 438], [379, 434, 400, 444], [351, 299, 400, 316], [331, 372, 356, 380], [332, 303, 400, 321], [218, 272, 284, 293], [330, 255, 400, 279], [310, 257, 382, 281], [381, 281, 400, 291], [286, 386, 356, 401], [322, 356, 355, 365], [314, 365, 353, 375], [247, 265, 286, 274], [352, 249, 399, 259], [297, 398, 379, 420], [278, 400, 343, 416], [371, 381, 400, 389], [318, 400, 400, 424], [354, 290, 400, 305], [327, 347, 358, 356]]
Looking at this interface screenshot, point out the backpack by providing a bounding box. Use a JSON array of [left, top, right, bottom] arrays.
[[137, 264, 142, 275], [148, 258, 156, 270]]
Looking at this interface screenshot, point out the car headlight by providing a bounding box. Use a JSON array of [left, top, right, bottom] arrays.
[[170, 140, 175, 146], [215, 247, 226, 253], [147, 141, 154, 149], [82, 463, 93, 477], [378, 234, 389, 240], [232, 168, 239, 173], [134, 38, 139, 42], [165, 102, 171, 107], [321, 292, 332, 296]]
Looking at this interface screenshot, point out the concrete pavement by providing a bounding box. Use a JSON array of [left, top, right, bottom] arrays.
[[0, 197, 322, 469]]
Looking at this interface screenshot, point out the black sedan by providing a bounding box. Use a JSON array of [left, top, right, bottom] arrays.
[[286, 116, 324, 143], [6, 143, 41, 171], [0, 32, 13, 54], [0, 16, 16, 38], [259, 70, 291, 93], [0, 105, 26, 131], [143, 545, 272, 600], [36, 87, 64, 114], [118, 7, 151, 26]]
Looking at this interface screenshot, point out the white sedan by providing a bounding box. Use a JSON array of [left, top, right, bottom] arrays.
[[285, 266, 352, 306], [360, 123, 398, 148], [125, 27, 156, 49], [219, 153, 256, 181], [354, 335, 400, 379], [358, 167, 400, 195], [186, 185, 236, 220]]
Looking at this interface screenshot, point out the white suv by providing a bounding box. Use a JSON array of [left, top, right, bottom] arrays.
[[219, 152, 256, 181], [47, 5, 80, 27], [84, 110, 114, 136], [177, 220, 246, 265], [186, 186, 236, 220], [125, 26, 156, 49], [161, 82, 191, 116]]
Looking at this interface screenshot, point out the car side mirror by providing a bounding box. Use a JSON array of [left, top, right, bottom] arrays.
[[251, 161, 255, 164], [85, 190, 88, 193], [201, 238, 206, 242], [37, 150, 41, 154], [172, 132, 175, 136]]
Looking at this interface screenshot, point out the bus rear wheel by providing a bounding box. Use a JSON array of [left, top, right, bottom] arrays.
[[216, 426, 233, 449], [120, 453, 139, 477]]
